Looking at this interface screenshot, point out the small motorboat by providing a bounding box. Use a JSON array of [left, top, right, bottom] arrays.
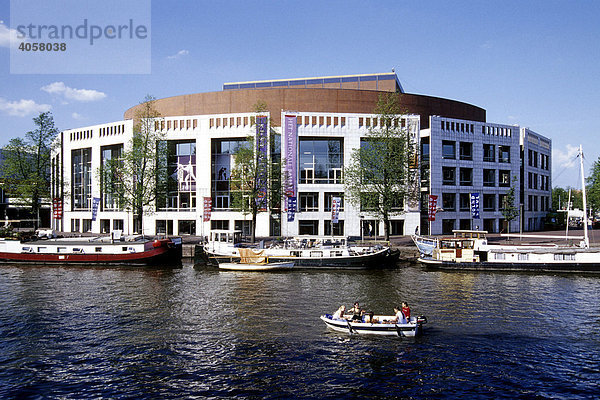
[[218, 247, 294, 271], [320, 314, 427, 337]]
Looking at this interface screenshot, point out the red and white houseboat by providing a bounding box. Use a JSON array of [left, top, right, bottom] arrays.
[[0, 234, 182, 266]]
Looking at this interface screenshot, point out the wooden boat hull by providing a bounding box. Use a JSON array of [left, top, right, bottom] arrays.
[[218, 261, 294, 271], [320, 315, 425, 337]]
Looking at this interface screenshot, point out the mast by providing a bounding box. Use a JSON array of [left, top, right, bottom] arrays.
[[580, 145, 590, 248]]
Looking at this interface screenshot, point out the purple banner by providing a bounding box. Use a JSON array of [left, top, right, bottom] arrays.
[[331, 197, 341, 223], [284, 115, 297, 198], [255, 116, 269, 211]]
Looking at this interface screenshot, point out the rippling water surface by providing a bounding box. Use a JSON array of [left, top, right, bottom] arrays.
[[0, 263, 599, 399]]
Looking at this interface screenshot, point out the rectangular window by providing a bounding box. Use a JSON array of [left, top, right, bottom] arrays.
[[483, 169, 495, 187], [178, 220, 196, 235], [483, 144, 495, 162], [442, 141, 455, 159], [442, 167, 456, 185], [499, 146, 511, 163], [71, 148, 92, 210], [459, 142, 473, 161], [499, 170, 510, 187], [483, 194, 496, 211], [324, 193, 344, 212], [442, 193, 456, 211], [324, 220, 344, 236], [210, 220, 229, 230], [442, 219, 455, 235], [298, 220, 319, 235], [459, 168, 473, 186], [101, 144, 124, 211], [299, 192, 319, 212], [299, 138, 343, 184], [459, 193, 470, 211]]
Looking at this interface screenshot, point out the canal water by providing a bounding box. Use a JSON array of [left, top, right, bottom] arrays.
[[0, 263, 599, 399]]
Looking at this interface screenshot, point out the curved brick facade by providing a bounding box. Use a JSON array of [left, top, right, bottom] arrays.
[[124, 88, 486, 128]]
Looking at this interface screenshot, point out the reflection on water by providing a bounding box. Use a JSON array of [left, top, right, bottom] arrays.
[[0, 263, 599, 398]]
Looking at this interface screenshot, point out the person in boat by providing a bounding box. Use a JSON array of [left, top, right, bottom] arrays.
[[388, 306, 407, 324], [364, 311, 378, 324], [348, 302, 364, 321], [401, 302, 411, 322], [332, 305, 346, 320]]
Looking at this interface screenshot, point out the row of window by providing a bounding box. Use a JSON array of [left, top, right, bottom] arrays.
[[70, 129, 93, 141], [528, 149, 550, 170], [99, 124, 125, 137], [440, 121, 513, 137], [298, 192, 344, 212], [442, 167, 512, 187], [298, 115, 347, 127], [528, 195, 551, 212], [442, 141, 511, 163], [528, 172, 550, 191], [441, 192, 512, 212], [156, 119, 199, 131]]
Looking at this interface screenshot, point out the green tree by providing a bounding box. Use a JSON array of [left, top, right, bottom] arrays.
[[1, 111, 58, 229], [586, 157, 600, 214], [552, 187, 568, 210], [501, 179, 519, 234], [230, 101, 279, 242], [103, 95, 166, 234], [344, 93, 419, 241]]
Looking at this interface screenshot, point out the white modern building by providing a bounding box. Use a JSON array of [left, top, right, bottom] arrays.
[[50, 73, 552, 237]]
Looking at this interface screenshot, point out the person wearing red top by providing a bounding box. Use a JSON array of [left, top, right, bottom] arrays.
[[401, 302, 411, 322]]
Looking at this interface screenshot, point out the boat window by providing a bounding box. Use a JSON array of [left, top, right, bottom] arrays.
[[37, 247, 47, 253], [495, 253, 505, 260], [122, 247, 128, 251], [21, 247, 32, 252], [95, 247, 102, 252], [518, 254, 529, 261], [310, 251, 323, 257], [73, 248, 83, 253], [57, 247, 67, 253], [331, 251, 343, 257]]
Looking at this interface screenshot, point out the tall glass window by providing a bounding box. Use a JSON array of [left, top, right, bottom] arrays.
[[159, 140, 197, 211], [299, 138, 343, 184], [100, 144, 123, 211], [71, 148, 91, 210], [211, 139, 248, 210]]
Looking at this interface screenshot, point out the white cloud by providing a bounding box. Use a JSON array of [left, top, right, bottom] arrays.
[[167, 49, 189, 59], [72, 112, 84, 120], [0, 21, 22, 48], [41, 82, 106, 102], [0, 97, 52, 117], [553, 144, 579, 169]]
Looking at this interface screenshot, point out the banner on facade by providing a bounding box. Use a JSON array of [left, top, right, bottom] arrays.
[[331, 197, 341, 223], [91, 197, 101, 221], [203, 197, 212, 222], [428, 194, 438, 222], [470, 193, 480, 219], [287, 196, 297, 222], [52, 198, 63, 220], [255, 116, 269, 211], [284, 115, 297, 198]]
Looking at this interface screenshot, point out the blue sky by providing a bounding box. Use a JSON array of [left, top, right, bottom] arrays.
[[1, 0, 599, 188]]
